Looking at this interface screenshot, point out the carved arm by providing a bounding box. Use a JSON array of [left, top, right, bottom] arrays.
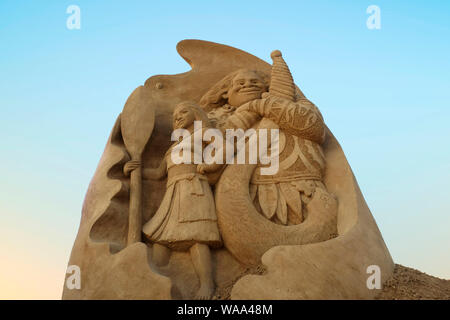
[[142, 158, 167, 180], [234, 96, 326, 144]]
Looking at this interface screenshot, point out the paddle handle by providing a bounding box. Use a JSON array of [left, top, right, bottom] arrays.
[[127, 157, 142, 245]]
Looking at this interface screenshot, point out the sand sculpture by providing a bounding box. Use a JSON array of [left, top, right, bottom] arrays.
[[62, 40, 394, 300]]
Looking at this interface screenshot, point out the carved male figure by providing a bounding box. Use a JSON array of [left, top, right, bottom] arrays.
[[200, 51, 328, 225]]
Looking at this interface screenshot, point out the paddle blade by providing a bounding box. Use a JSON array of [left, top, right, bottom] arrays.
[[121, 86, 155, 158]]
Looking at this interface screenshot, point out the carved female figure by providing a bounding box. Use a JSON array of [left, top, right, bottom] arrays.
[[124, 101, 221, 299]]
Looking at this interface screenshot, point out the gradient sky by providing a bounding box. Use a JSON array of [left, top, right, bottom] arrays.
[[0, 0, 449, 299]]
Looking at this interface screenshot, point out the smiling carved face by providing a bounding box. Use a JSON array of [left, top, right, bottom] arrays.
[[225, 70, 267, 108], [173, 105, 195, 130]]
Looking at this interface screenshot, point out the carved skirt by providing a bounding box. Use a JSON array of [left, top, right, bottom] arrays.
[[142, 173, 222, 251]]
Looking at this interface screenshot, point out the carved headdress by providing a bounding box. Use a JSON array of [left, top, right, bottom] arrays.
[[268, 50, 296, 102]]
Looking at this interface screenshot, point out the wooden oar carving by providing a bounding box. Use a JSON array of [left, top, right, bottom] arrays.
[[121, 86, 155, 246]]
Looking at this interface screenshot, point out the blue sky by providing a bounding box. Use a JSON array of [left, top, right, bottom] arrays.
[[0, 0, 449, 299]]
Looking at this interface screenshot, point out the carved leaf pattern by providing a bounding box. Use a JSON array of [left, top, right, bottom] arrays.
[[279, 182, 302, 220], [258, 184, 278, 219], [276, 187, 288, 225]]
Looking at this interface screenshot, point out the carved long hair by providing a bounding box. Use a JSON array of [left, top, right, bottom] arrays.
[[199, 69, 270, 112]]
